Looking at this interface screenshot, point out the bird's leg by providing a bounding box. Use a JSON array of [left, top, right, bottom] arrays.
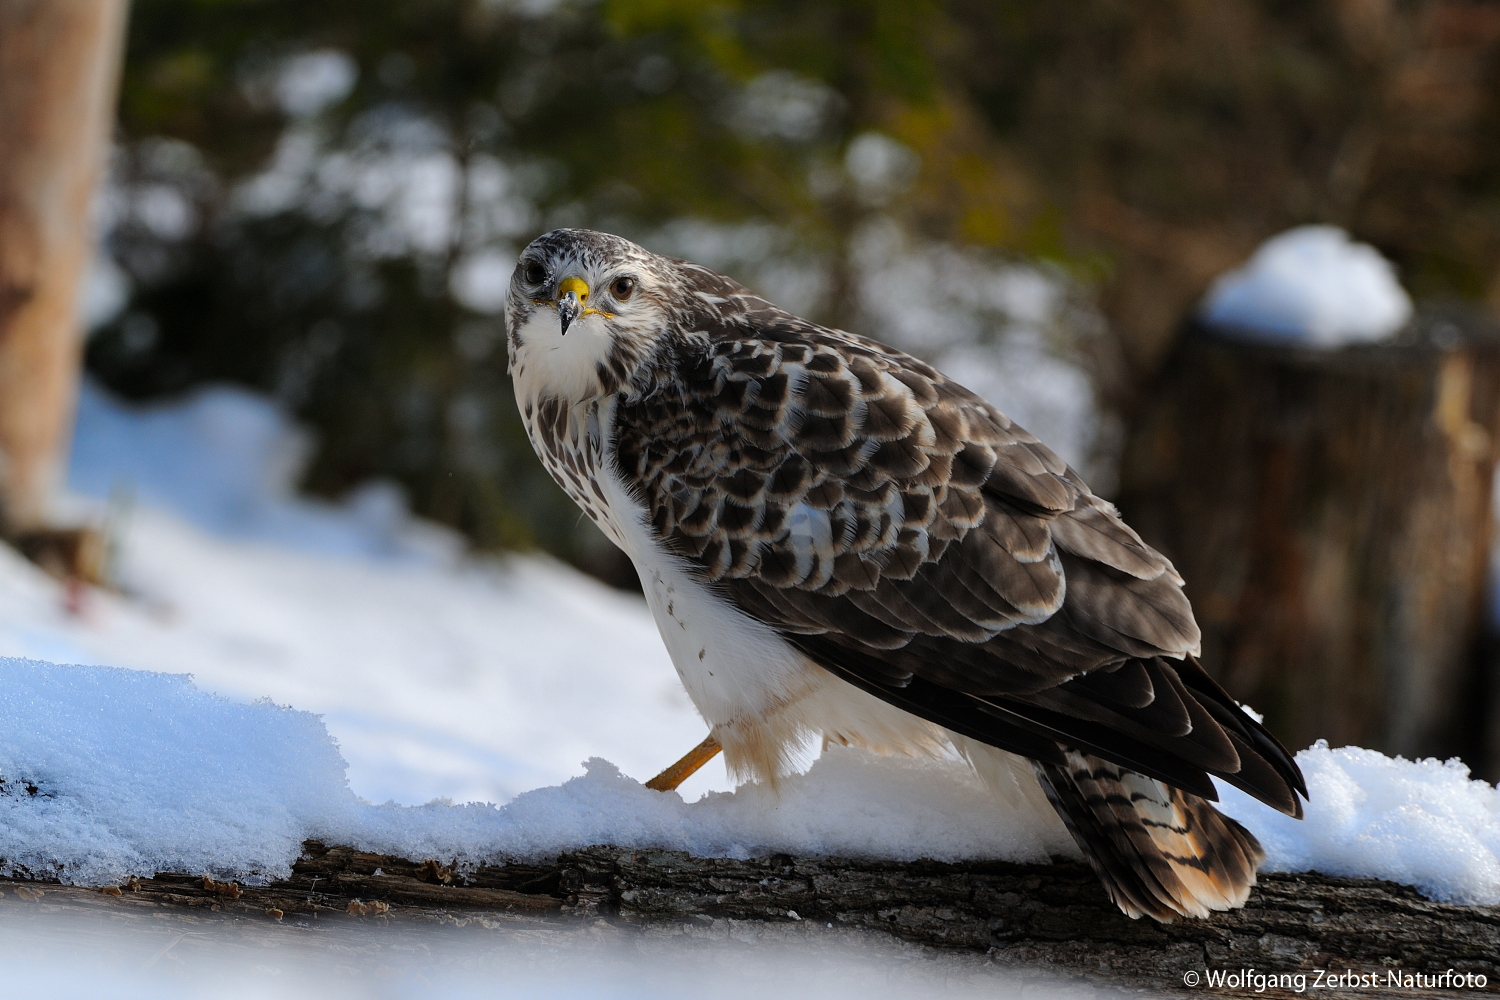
[[644, 734, 722, 792]]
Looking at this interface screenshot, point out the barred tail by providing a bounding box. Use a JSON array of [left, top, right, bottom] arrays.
[[1034, 749, 1265, 921]]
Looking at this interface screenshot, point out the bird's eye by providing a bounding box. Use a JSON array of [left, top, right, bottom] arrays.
[[523, 260, 547, 286], [611, 276, 636, 301]]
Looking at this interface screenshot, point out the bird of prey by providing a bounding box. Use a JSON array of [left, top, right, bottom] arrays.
[[505, 228, 1306, 922]]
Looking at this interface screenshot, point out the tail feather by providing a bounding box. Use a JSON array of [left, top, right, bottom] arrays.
[[1035, 749, 1264, 921]]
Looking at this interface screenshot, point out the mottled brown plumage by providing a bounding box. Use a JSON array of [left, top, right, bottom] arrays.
[[506, 228, 1307, 922]]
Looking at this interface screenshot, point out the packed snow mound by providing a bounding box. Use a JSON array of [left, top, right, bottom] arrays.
[[0, 657, 1071, 886], [0, 657, 353, 885], [352, 752, 1075, 869], [1200, 225, 1412, 347], [1215, 742, 1500, 906], [5, 658, 1500, 905]]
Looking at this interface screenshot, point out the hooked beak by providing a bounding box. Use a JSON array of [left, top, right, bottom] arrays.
[[557, 276, 588, 335]]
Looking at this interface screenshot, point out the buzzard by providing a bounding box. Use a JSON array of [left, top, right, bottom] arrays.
[[505, 229, 1306, 921]]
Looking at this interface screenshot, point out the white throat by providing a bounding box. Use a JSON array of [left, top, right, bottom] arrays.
[[508, 308, 614, 407]]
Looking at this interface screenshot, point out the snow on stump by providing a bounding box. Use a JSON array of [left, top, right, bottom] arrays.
[[1118, 305, 1500, 771]]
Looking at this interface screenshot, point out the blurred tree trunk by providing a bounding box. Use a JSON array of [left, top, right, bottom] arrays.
[[0, 0, 128, 533], [1117, 312, 1500, 775]]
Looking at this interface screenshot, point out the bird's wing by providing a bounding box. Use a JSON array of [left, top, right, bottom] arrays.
[[612, 309, 1305, 818]]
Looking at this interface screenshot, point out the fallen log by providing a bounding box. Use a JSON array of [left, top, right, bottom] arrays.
[[2, 841, 1496, 993]]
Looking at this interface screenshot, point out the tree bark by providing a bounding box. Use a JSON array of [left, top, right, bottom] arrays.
[[1116, 311, 1500, 774], [2, 842, 1496, 994], [0, 0, 128, 533]]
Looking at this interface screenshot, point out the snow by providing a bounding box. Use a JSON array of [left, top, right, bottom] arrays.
[[67, 380, 441, 558], [1200, 225, 1413, 347], [0, 656, 1070, 887], [78, 252, 131, 330], [274, 50, 358, 118], [732, 71, 841, 144], [2, 905, 1081, 1000], [844, 132, 920, 204], [0, 518, 709, 806], [0, 658, 347, 885], [1215, 742, 1500, 906]]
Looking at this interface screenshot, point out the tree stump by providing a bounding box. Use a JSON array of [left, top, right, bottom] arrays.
[[1116, 309, 1500, 774]]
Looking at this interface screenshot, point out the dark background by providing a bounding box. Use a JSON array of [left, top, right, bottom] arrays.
[[94, 0, 1500, 574]]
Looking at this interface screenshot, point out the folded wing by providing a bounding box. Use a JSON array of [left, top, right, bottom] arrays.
[[612, 306, 1306, 824]]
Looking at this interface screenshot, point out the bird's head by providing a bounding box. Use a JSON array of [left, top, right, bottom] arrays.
[[505, 229, 683, 405]]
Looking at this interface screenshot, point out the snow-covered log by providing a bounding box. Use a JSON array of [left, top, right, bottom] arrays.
[[3, 841, 1496, 989]]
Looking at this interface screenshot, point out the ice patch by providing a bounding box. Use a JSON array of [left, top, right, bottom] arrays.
[[1201, 225, 1412, 347]]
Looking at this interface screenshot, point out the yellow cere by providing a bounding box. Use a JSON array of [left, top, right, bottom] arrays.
[[556, 276, 614, 319]]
